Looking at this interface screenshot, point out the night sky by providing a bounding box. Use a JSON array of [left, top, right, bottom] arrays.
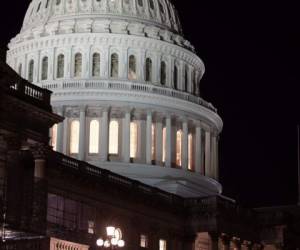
[[1, 1, 299, 207]]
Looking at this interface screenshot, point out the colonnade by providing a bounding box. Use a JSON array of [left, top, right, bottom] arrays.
[[53, 105, 219, 180]]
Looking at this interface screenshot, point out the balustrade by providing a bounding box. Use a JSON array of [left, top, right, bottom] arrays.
[[40, 79, 217, 113]]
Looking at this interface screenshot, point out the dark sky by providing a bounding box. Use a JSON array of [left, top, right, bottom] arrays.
[[1, 1, 300, 207]]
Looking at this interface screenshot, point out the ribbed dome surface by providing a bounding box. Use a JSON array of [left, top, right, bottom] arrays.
[[22, 0, 182, 34]]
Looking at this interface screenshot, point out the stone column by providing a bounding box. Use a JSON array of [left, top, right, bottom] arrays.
[[56, 106, 64, 153], [146, 111, 153, 164], [100, 107, 109, 162], [205, 130, 211, 177], [62, 111, 69, 155], [155, 117, 163, 165], [182, 119, 189, 170], [195, 123, 203, 174], [122, 108, 131, 163], [79, 106, 86, 161], [165, 115, 172, 168]]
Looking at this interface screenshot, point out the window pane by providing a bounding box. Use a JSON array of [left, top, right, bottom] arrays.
[[159, 240, 167, 250], [161, 61, 166, 85], [74, 53, 82, 77], [70, 120, 80, 154], [140, 235, 148, 248], [109, 120, 119, 154], [92, 53, 100, 77], [174, 65, 178, 90], [111, 53, 119, 78], [145, 58, 152, 82], [28, 60, 34, 82], [176, 130, 182, 166], [89, 120, 100, 154], [57, 54, 65, 78], [130, 122, 138, 158], [42, 57, 48, 80], [128, 55, 137, 80]]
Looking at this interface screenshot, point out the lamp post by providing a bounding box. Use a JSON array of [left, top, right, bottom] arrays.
[[96, 226, 125, 249]]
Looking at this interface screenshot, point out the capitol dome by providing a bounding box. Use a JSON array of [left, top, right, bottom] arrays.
[[7, 0, 223, 198]]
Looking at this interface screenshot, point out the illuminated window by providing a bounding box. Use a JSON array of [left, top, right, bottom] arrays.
[[41, 56, 48, 80], [57, 54, 65, 78], [162, 127, 166, 163], [145, 58, 152, 82], [74, 53, 82, 77], [151, 124, 155, 160], [173, 65, 178, 90], [92, 53, 100, 77], [159, 239, 167, 250], [51, 124, 58, 151], [128, 55, 137, 80], [130, 122, 138, 158], [109, 120, 119, 154], [89, 120, 100, 154], [110, 53, 119, 78], [176, 130, 182, 166], [70, 120, 80, 154], [188, 134, 193, 170], [28, 59, 34, 82], [140, 235, 148, 248], [88, 220, 95, 234], [160, 61, 166, 85]]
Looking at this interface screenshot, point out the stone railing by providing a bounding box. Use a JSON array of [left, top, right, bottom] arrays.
[[50, 237, 89, 250], [0, 63, 52, 111], [49, 151, 184, 207], [40, 79, 217, 113], [1, 237, 89, 250]]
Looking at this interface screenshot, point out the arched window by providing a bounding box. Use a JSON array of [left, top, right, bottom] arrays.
[[145, 58, 152, 82], [92, 53, 101, 77], [70, 120, 80, 154], [28, 60, 34, 82], [57, 54, 65, 78], [109, 120, 119, 154], [51, 124, 58, 151], [130, 122, 138, 158], [74, 53, 82, 77], [160, 61, 166, 85], [176, 130, 182, 166], [18, 64, 22, 76], [173, 65, 178, 90], [151, 124, 155, 160], [191, 69, 195, 94], [162, 127, 166, 163], [128, 55, 137, 80], [188, 134, 193, 170], [89, 120, 100, 154], [110, 53, 119, 78], [41, 57, 48, 80], [184, 65, 189, 91]]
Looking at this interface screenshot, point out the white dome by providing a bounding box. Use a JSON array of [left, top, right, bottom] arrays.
[[6, 0, 223, 198], [15, 0, 196, 50]]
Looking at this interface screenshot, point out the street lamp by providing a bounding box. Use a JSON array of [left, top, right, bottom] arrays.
[[96, 226, 125, 249]]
